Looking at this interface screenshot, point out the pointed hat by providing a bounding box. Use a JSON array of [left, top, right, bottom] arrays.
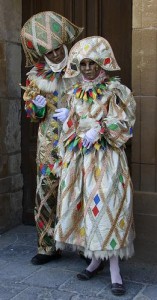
[[64, 36, 120, 78], [21, 11, 84, 67]]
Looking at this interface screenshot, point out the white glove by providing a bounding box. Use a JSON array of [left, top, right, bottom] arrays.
[[32, 95, 46, 109], [53, 108, 69, 123], [83, 128, 99, 148]]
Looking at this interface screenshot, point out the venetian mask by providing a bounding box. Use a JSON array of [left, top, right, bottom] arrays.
[[80, 58, 101, 80]]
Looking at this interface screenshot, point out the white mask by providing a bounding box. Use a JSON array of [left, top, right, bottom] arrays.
[[44, 45, 68, 72]]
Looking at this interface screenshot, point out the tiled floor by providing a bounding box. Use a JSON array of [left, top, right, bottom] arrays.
[[0, 225, 157, 300]]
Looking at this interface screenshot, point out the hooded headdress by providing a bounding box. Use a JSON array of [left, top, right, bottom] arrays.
[[21, 11, 83, 67], [64, 36, 120, 78]]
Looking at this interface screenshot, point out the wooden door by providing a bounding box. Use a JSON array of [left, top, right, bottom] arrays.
[[21, 0, 132, 224]]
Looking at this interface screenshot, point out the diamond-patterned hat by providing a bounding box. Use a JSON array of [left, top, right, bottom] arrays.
[[21, 11, 84, 67], [64, 36, 120, 78]]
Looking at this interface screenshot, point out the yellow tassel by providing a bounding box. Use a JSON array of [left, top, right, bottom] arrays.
[[97, 88, 102, 94], [83, 92, 88, 101], [80, 90, 84, 99]]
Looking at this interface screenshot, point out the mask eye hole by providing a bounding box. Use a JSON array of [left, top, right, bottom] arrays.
[[70, 63, 77, 71]]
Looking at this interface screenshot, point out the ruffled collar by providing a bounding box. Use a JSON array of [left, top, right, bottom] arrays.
[[34, 62, 66, 81], [72, 72, 115, 104], [81, 71, 107, 90], [27, 45, 68, 82]]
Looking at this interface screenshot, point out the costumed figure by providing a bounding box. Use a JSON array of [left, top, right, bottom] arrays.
[[21, 11, 83, 265], [54, 36, 136, 296]]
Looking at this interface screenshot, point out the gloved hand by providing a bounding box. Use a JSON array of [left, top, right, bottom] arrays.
[[53, 108, 69, 122], [32, 95, 46, 109], [83, 128, 99, 148]]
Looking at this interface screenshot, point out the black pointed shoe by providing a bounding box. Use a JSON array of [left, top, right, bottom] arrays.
[[111, 282, 126, 296], [31, 251, 62, 265], [77, 260, 104, 280]]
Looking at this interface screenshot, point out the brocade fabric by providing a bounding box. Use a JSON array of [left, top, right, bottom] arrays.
[[55, 77, 136, 259]]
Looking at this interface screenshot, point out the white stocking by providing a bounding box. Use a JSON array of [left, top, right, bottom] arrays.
[[109, 256, 122, 284], [86, 255, 101, 272]]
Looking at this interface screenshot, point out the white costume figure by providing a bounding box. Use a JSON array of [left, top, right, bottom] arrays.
[[54, 36, 136, 295], [21, 11, 83, 264]]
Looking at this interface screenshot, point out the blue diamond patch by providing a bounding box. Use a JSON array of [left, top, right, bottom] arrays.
[[94, 194, 100, 205]]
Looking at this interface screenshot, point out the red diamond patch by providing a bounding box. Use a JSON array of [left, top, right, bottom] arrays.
[[27, 40, 34, 49], [38, 221, 44, 229], [77, 202, 81, 211], [67, 119, 73, 128], [104, 57, 111, 65], [92, 206, 99, 217]]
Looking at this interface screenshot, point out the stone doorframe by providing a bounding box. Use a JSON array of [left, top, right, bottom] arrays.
[[132, 0, 157, 251], [0, 0, 23, 233]]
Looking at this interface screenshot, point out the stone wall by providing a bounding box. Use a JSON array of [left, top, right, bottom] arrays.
[[0, 0, 23, 233], [132, 0, 157, 256]]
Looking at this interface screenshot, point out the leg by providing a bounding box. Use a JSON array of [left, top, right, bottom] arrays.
[[77, 255, 104, 280], [86, 255, 101, 272], [109, 256, 122, 284], [31, 175, 61, 265], [109, 256, 126, 295]]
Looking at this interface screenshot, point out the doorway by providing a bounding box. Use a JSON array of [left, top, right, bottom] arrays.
[[21, 0, 132, 224]]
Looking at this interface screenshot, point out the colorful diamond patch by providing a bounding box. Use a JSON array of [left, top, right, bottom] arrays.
[[119, 174, 123, 183], [108, 123, 119, 130], [67, 119, 73, 128], [77, 201, 82, 211], [94, 194, 100, 205], [110, 239, 117, 249], [119, 219, 125, 229], [92, 206, 99, 217], [61, 180, 66, 190], [80, 227, 85, 237], [95, 167, 101, 178]]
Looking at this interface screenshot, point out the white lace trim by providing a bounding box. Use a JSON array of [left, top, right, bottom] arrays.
[[55, 242, 134, 260]]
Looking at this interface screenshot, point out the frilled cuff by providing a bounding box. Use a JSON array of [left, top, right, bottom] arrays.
[[34, 105, 46, 118], [25, 100, 46, 121]]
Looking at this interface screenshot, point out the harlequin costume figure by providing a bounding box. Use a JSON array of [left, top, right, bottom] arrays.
[[21, 11, 83, 265], [54, 36, 136, 295]]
